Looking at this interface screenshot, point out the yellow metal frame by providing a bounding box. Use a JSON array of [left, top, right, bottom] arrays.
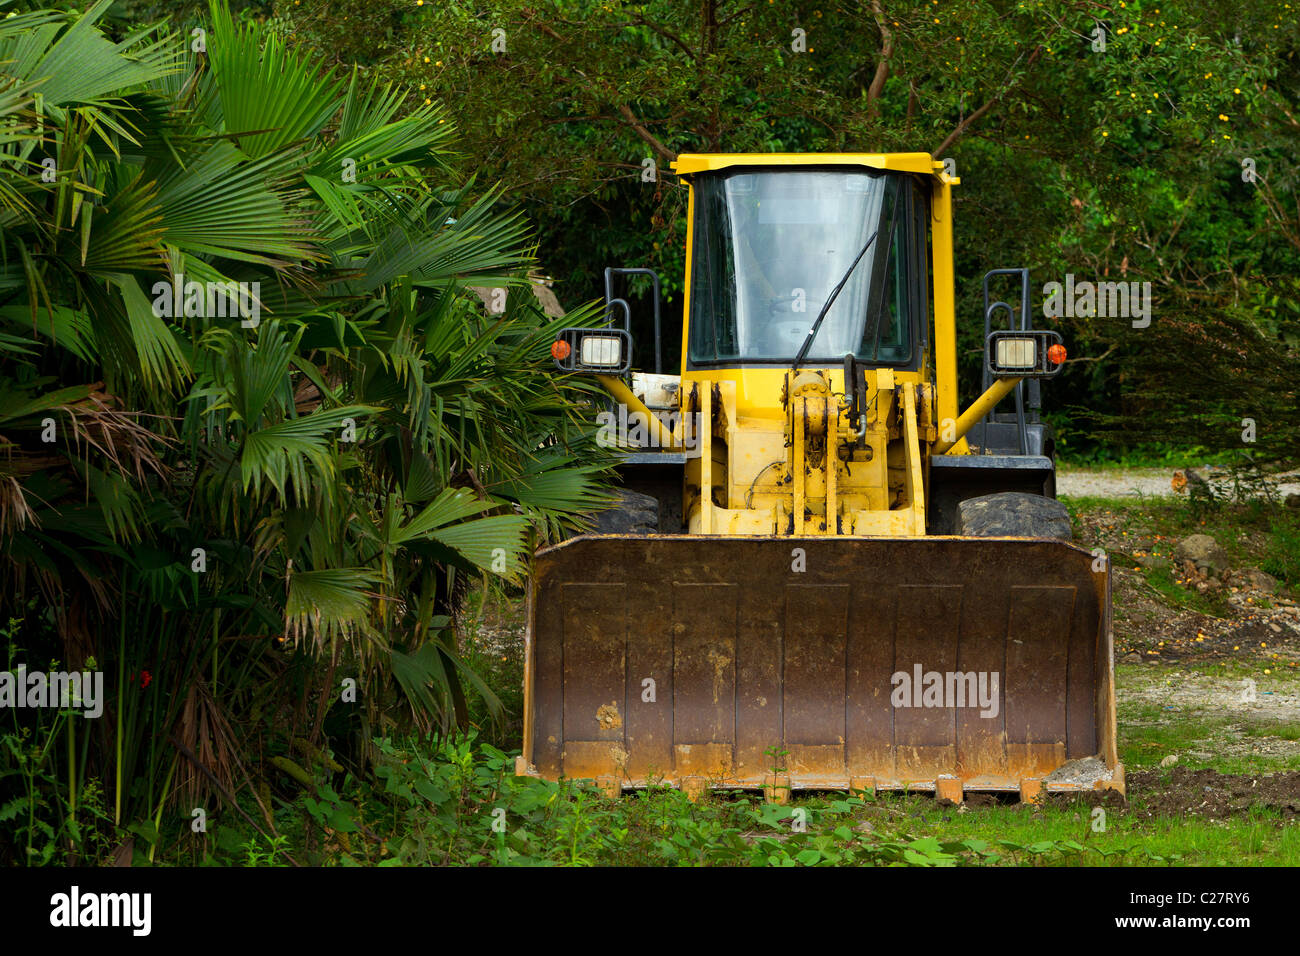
[[595, 374, 677, 449], [928, 161, 970, 456], [673, 152, 940, 176]]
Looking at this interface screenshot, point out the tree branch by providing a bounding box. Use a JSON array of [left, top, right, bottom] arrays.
[[631, 15, 699, 61], [865, 0, 895, 116], [932, 47, 1042, 156], [717, 3, 755, 26], [932, 98, 997, 157], [614, 102, 677, 162]]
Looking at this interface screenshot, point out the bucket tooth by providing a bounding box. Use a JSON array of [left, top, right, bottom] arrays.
[[763, 774, 792, 805], [1097, 761, 1126, 797], [1019, 777, 1044, 805], [680, 776, 707, 802], [936, 776, 964, 804], [849, 776, 877, 797]]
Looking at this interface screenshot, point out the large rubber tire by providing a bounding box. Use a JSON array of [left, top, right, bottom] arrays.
[[594, 489, 659, 535], [956, 491, 1072, 541]]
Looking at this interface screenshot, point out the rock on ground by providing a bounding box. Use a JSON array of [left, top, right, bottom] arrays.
[[1175, 533, 1230, 573]]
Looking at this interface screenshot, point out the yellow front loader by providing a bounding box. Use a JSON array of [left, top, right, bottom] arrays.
[[521, 153, 1122, 802]]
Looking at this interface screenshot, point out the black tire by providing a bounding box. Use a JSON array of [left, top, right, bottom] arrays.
[[594, 489, 659, 535], [956, 491, 1072, 541]]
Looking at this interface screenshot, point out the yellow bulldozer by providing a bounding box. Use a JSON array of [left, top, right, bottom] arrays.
[[520, 153, 1122, 803]]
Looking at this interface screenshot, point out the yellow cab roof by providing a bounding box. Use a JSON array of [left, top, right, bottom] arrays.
[[671, 152, 949, 180]]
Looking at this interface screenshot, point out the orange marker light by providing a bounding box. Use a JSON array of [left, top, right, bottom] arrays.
[[551, 339, 571, 361], [1047, 343, 1067, 365]]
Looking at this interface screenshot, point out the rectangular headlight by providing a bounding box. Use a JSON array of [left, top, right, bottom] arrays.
[[995, 337, 1036, 369], [580, 335, 625, 367]]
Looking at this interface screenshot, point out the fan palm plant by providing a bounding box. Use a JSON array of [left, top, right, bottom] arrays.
[[0, 0, 615, 859]]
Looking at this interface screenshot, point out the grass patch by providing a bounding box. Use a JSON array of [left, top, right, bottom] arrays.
[[1056, 446, 1239, 471], [1139, 565, 1233, 616], [1244, 722, 1300, 742], [1189, 753, 1300, 774], [179, 725, 1300, 867], [877, 792, 1299, 866], [1118, 716, 1237, 769], [1114, 663, 1300, 774], [1261, 523, 1300, 586], [1060, 494, 1163, 515]]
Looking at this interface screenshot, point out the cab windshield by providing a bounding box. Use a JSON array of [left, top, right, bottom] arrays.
[[688, 168, 914, 366]]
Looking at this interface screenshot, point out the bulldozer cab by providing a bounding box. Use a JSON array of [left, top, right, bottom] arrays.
[[525, 154, 1121, 802]]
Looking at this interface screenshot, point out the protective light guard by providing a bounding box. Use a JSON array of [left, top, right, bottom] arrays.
[[552, 327, 633, 374], [985, 329, 1065, 379]]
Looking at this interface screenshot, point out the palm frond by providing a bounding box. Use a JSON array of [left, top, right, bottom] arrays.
[[284, 566, 380, 653]]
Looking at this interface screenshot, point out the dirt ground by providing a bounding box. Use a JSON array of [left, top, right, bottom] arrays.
[[1058, 493, 1300, 826], [1070, 504, 1300, 671], [1041, 769, 1300, 820], [1127, 768, 1300, 819]]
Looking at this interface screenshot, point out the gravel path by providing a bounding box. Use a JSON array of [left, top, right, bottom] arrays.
[[1058, 467, 1300, 500]]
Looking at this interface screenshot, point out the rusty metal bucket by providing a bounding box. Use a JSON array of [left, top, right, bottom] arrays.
[[520, 535, 1121, 799]]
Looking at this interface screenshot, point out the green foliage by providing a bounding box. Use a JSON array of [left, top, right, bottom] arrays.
[[0, 0, 617, 863], [1260, 522, 1300, 585], [763, 743, 788, 775], [239, 832, 291, 867], [274, 0, 1300, 463], [0, 617, 118, 865], [183, 733, 1196, 867]]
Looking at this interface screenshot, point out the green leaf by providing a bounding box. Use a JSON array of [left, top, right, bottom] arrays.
[[284, 567, 379, 648]]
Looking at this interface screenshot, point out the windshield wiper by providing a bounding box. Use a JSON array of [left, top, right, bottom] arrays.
[[792, 186, 900, 372]]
